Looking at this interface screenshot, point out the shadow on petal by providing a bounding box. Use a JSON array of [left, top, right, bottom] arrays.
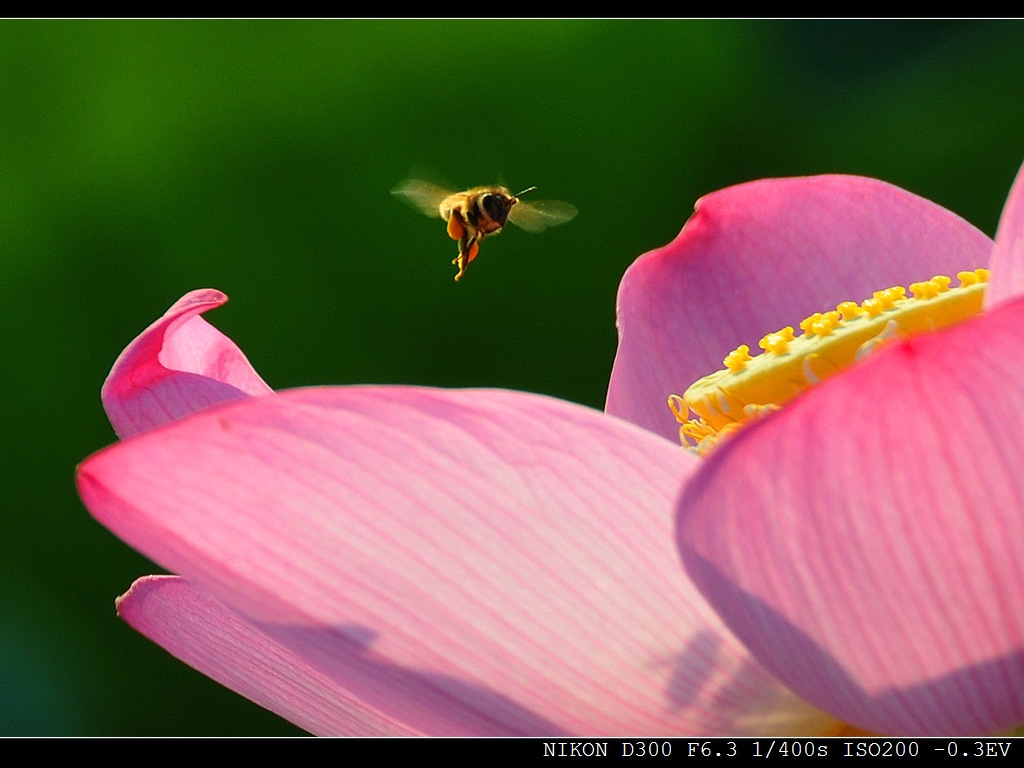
[[682, 550, 1024, 736]]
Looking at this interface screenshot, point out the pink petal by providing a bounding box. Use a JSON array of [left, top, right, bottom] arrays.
[[79, 387, 831, 735], [677, 299, 1024, 735], [986, 161, 1024, 308], [118, 575, 418, 735], [102, 289, 272, 439], [607, 175, 993, 441]]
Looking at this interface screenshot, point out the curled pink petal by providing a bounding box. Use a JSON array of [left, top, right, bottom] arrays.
[[102, 289, 272, 439], [80, 387, 831, 735], [607, 175, 993, 441], [677, 299, 1024, 735], [986, 162, 1024, 308], [118, 576, 418, 736]]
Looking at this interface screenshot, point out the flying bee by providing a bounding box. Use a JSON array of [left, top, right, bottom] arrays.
[[392, 179, 578, 281]]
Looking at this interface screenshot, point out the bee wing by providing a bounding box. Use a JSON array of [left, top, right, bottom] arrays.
[[391, 179, 453, 219], [507, 199, 579, 233]]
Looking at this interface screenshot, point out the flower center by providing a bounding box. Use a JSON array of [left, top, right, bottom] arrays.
[[669, 269, 990, 454]]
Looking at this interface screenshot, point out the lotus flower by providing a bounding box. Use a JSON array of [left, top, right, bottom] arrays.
[[77, 162, 1024, 736]]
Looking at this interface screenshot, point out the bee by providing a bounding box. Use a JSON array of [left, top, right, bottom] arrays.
[[392, 179, 578, 281]]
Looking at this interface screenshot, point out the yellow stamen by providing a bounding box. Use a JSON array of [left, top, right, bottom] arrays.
[[669, 271, 987, 451], [837, 301, 863, 322], [723, 345, 753, 373], [799, 311, 842, 338], [759, 326, 795, 355]]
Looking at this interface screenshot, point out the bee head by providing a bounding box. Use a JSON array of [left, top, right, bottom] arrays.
[[481, 191, 517, 226]]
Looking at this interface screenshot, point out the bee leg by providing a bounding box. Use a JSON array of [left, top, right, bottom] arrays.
[[453, 239, 478, 282], [446, 213, 466, 241], [446, 213, 473, 281]]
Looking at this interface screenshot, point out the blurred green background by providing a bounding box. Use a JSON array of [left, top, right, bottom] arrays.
[[3, 19, 1023, 735]]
